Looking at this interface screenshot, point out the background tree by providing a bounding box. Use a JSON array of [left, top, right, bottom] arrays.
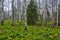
[[0, 0, 2, 22], [56, 0, 58, 26], [51, 0, 58, 26], [17, 0, 22, 23], [27, 0, 38, 25], [1, 0, 4, 25], [24, 0, 27, 27], [47, 9, 50, 21], [38, 0, 41, 26], [8, 0, 9, 20], [11, 0, 14, 26], [58, 4, 60, 26], [43, 0, 48, 26]]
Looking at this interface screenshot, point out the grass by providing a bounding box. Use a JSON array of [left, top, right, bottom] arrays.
[[0, 20, 60, 40]]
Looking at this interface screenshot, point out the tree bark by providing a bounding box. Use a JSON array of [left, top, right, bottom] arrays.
[[38, 0, 41, 26], [11, 0, 14, 26], [1, 0, 4, 25]]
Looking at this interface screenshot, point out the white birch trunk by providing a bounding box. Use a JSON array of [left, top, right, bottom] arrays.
[[17, 0, 22, 22], [1, 0, 4, 21], [11, 0, 14, 25], [19, 0, 21, 22], [56, 0, 58, 26], [51, 0, 54, 26], [8, 0, 9, 20], [1, 0, 4, 25], [43, 0, 48, 26], [24, 0, 27, 27], [38, 0, 41, 25]]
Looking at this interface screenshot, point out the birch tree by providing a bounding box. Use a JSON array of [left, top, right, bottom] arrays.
[[58, 1, 60, 26], [23, 0, 27, 27], [43, 0, 48, 26], [17, 0, 22, 23], [38, 0, 41, 25], [0, 0, 2, 21], [51, 0, 54, 26], [11, 0, 14, 26], [56, 0, 58, 26], [1, 0, 4, 25], [51, 0, 58, 26], [8, 0, 9, 20]]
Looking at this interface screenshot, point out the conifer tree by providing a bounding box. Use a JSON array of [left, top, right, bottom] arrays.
[[27, 0, 38, 25]]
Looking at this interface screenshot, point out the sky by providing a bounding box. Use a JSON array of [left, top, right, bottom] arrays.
[[4, 0, 43, 11], [4, 0, 60, 14], [4, 0, 12, 11]]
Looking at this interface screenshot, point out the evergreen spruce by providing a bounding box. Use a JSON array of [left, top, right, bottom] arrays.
[[27, 0, 38, 25]]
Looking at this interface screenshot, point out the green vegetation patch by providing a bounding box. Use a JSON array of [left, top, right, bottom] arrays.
[[0, 21, 60, 40]]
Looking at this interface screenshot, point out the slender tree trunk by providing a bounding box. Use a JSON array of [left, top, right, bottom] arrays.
[[1, 0, 4, 25], [11, 0, 14, 26], [8, 0, 9, 20], [44, 0, 48, 27], [56, 0, 58, 26], [24, 0, 27, 30], [38, 0, 41, 26], [52, 0, 54, 27], [24, 0, 27, 27], [19, 0, 21, 22], [17, 0, 22, 23]]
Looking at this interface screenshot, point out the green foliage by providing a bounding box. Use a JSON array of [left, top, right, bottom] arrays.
[[27, 0, 38, 25], [0, 20, 60, 40], [46, 21, 54, 27]]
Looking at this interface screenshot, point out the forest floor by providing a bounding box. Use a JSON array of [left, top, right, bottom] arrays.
[[0, 20, 60, 40]]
